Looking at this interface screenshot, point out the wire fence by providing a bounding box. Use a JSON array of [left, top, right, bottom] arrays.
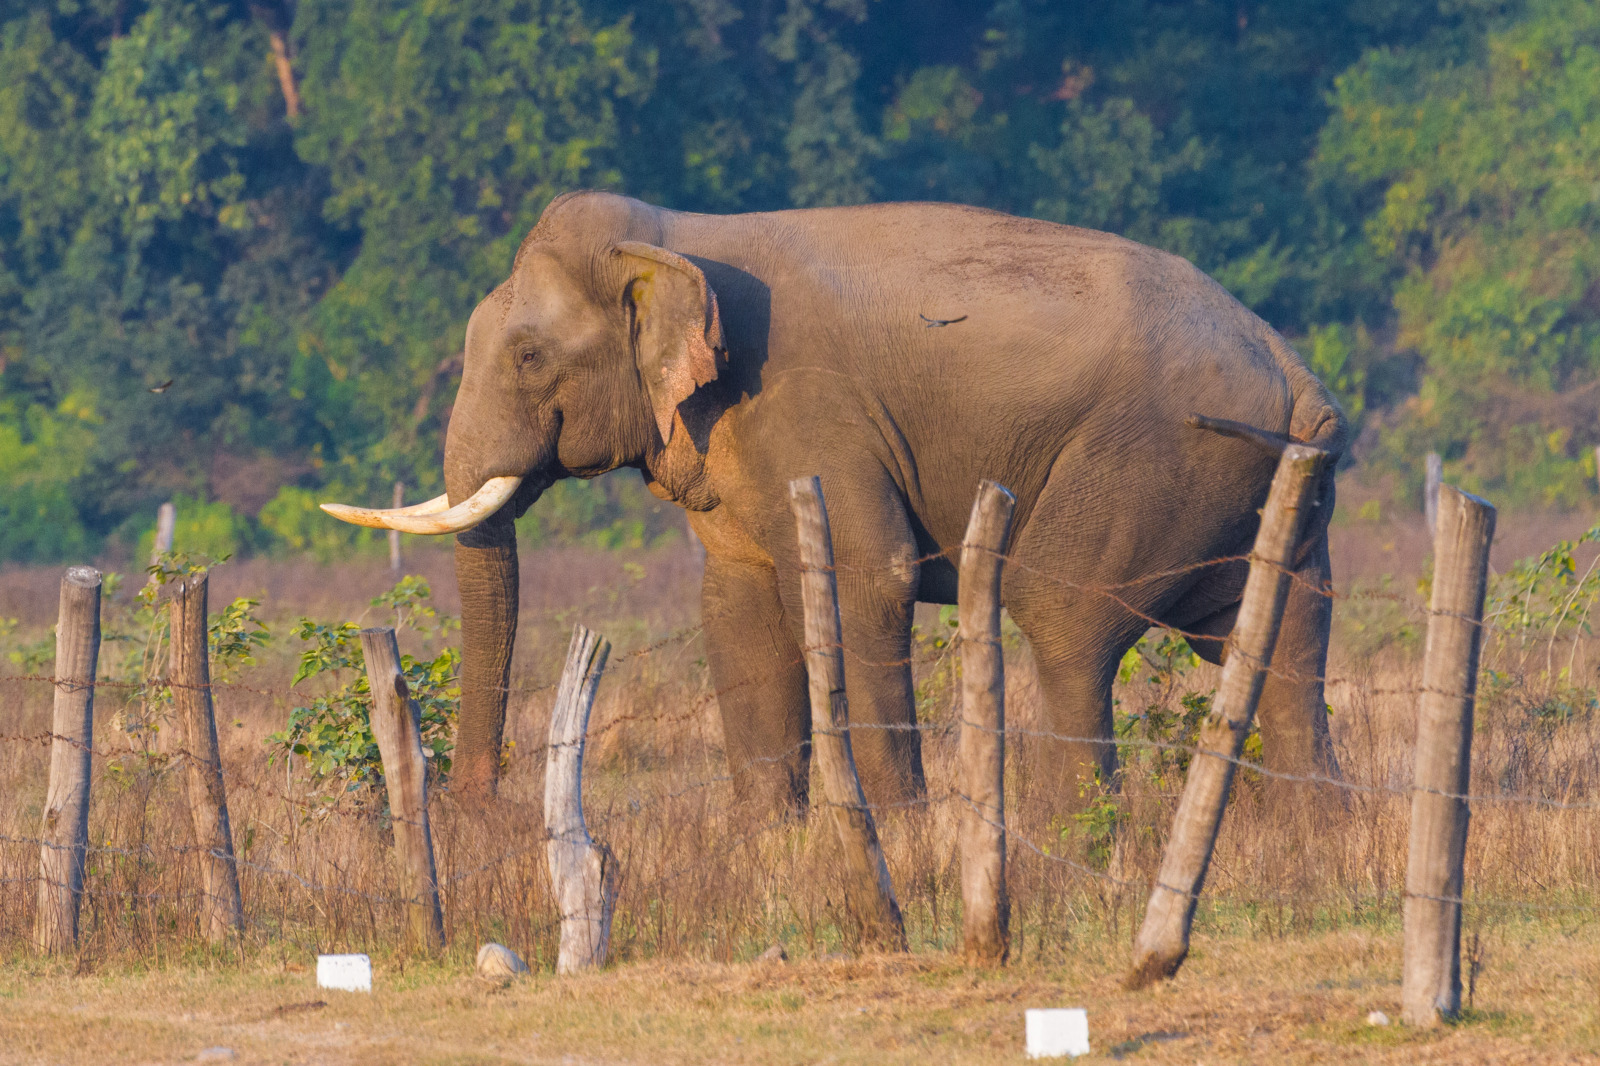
[[2, 536, 1598, 972]]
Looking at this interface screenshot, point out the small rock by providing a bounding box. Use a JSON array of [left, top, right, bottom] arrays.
[[333, 1022, 350, 1031], [476, 942, 530, 980], [756, 943, 788, 964], [196, 1049, 236, 1062], [1366, 1010, 1391, 1027]]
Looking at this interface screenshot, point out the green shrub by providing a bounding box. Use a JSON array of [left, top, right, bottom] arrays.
[[258, 484, 379, 559], [267, 576, 458, 808], [134, 496, 248, 562]]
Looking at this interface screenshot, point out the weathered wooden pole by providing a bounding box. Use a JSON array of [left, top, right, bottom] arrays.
[[1424, 452, 1442, 536], [152, 501, 176, 564], [788, 476, 908, 951], [388, 482, 403, 571], [958, 480, 1016, 966], [1402, 485, 1495, 1026], [1126, 445, 1327, 988], [169, 572, 244, 941], [359, 627, 445, 952], [35, 567, 102, 953], [544, 624, 617, 974]]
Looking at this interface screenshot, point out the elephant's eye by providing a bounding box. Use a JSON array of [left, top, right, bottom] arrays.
[[516, 347, 539, 368]]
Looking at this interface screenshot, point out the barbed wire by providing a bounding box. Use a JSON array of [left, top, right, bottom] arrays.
[[4, 542, 1600, 961]]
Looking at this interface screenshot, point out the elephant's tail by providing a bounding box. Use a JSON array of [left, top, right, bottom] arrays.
[[1273, 329, 1349, 460], [1186, 332, 1348, 460]]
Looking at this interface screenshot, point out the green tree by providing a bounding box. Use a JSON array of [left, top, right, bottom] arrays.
[[1317, 0, 1600, 505]]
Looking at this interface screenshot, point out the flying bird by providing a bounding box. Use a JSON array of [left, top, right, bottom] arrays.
[[148, 380, 173, 394], [919, 313, 968, 328]]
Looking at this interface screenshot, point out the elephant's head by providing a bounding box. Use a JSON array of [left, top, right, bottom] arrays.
[[321, 198, 725, 795]]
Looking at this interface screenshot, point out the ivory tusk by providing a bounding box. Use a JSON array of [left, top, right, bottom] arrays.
[[320, 476, 522, 534], [387, 492, 451, 517]]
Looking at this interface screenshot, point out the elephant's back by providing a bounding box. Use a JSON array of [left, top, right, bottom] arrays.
[[677, 201, 1311, 560]]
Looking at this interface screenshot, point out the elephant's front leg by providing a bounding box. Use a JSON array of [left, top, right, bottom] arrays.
[[702, 554, 812, 812], [778, 479, 926, 808]]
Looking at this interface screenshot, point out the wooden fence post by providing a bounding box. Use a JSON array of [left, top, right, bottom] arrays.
[[35, 567, 102, 954], [1402, 485, 1495, 1026], [544, 625, 617, 974], [152, 501, 176, 564], [958, 480, 1016, 966], [788, 476, 908, 951], [1126, 445, 1327, 988], [359, 627, 445, 952], [1424, 452, 1442, 536], [389, 482, 403, 572], [169, 572, 244, 941]]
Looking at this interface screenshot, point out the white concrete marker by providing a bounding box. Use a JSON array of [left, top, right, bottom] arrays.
[[317, 954, 373, 993], [1025, 1008, 1090, 1059]]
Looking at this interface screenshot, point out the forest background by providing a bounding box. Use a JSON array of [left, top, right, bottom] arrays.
[[1, 0, 1597, 563]]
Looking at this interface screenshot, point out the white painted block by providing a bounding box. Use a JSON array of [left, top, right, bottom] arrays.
[[1025, 1008, 1090, 1059], [317, 954, 372, 993]]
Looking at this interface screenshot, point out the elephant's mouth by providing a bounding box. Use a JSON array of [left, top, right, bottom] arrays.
[[320, 475, 524, 535]]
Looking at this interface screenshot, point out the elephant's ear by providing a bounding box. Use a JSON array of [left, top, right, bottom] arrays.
[[612, 241, 724, 445]]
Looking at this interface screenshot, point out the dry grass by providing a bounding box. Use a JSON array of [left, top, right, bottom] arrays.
[[2, 926, 1597, 1063], [0, 507, 1598, 1061]]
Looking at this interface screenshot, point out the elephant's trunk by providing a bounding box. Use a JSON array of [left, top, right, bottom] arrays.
[[453, 505, 519, 798]]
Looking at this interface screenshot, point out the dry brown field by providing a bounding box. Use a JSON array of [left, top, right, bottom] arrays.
[[0, 504, 1597, 1063]]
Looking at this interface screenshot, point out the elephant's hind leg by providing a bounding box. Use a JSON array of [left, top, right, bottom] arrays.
[[1005, 592, 1146, 811], [1174, 540, 1339, 778], [1257, 537, 1338, 778], [702, 554, 812, 813]]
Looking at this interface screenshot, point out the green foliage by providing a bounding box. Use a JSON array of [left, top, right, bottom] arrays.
[[0, 389, 96, 561], [1316, 0, 1600, 505], [1483, 519, 1600, 701], [268, 577, 459, 803], [0, 0, 1593, 554], [257, 484, 377, 559], [87, 0, 253, 243], [135, 496, 248, 563], [208, 595, 271, 683]]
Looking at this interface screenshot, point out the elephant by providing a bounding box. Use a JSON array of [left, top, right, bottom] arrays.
[[323, 190, 1348, 812]]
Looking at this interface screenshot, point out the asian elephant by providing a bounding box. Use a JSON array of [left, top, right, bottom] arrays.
[[324, 190, 1347, 810]]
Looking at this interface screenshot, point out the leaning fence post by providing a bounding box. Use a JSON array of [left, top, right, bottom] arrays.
[[1402, 485, 1495, 1026], [1424, 452, 1442, 536], [958, 480, 1015, 965], [35, 567, 101, 954], [169, 572, 244, 941], [788, 476, 908, 951], [544, 624, 616, 974], [1126, 445, 1327, 988], [359, 627, 445, 952], [389, 482, 403, 571]]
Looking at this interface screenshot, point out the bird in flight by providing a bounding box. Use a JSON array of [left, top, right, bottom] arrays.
[[149, 379, 173, 393]]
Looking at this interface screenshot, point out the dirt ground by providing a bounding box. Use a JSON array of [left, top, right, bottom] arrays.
[[4, 920, 1597, 1065]]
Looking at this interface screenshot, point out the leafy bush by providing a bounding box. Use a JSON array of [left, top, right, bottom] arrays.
[[258, 484, 379, 559], [133, 496, 249, 563], [267, 576, 459, 806], [0, 390, 96, 562]]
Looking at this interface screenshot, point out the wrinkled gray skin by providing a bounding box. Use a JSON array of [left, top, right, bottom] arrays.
[[447, 191, 1347, 808]]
